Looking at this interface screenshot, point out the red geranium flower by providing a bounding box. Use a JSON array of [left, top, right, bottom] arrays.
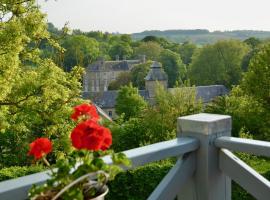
[[98, 127, 112, 151], [28, 138, 52, 160], [70, 119, 100, 150], [70, 119, 112, 151], [71, 103, 99, 122]]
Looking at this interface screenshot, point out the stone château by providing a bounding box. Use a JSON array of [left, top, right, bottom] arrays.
[[83, 56, 145, 92], [83, 61, 228, 119]]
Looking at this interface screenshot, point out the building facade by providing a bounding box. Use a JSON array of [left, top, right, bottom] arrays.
[[83, 58, 145, 93], [83, 61, 228, 119]]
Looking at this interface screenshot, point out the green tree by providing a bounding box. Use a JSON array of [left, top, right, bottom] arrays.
[[111, 84, 202, 151], [141, 36, 177, 50], [179, 41, 197, 65], [109, 42, 133, 60], [244, 37, 261, 49], [86, 31, 109, 41], [141, 36, 160, 43], [62, 35, 100, 71], [134, 42, 162, 60], [108, 72, 132, 90], [115, 84, 147, 120], [158, 49, 186, 87], [206, 87, 268, 139], [130, 61, 152, 89], [120, 34, 132, 44], [189, 40, 249, 88], [141, 84, 203, 144], [0, 0, 83, 167], [206, 44, 270, 140], [241, 43, 270, 108], [241, 37, 262, 72]]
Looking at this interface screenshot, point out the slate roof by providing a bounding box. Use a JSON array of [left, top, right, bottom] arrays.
[[83, 85, 228, 108], [169, 85, 228, 103], [196, 85, 228, 103], [87, 60, 142, 72], [82, 90, 149, 108], [145, 62, 168, 81]]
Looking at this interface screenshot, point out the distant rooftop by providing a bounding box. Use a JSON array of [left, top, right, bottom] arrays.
[[83, 90, 149, 108], [87, 59, 142, 72], [145, 62, 168, 81], [83, 85, 228, 108]]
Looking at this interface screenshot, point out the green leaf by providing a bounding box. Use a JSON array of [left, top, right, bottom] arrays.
[[112, 153, 132, 167]]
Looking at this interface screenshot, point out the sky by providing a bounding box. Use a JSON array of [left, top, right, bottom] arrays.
[[38, 0, 270, 34]]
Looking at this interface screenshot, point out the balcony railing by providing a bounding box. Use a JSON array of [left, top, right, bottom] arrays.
[[0, 113, 270, 200]]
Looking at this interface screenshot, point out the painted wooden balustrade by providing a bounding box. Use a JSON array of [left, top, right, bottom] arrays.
[[0, 113, 270, 200]]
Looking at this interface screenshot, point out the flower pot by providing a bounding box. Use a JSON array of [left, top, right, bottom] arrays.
[[48, 171, 109, 200], [33, 185, 108, 200], [89, 185, 109, 200]]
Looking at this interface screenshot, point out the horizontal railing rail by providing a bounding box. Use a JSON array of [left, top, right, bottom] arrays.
[[0, 137, 199, 200], [215, 136, 270, 157]]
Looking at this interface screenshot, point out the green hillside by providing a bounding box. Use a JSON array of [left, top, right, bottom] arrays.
[[132, 29, 270, 44]]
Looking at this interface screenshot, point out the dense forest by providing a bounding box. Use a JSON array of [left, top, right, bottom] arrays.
[[0, 1, 270, 199], [43, 23, 266, 89]]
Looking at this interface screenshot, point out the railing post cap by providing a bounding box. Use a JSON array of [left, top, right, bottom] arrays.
[[178, 113, 231, 135]]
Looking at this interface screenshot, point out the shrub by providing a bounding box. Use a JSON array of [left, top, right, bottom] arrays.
[[205, 87, 268, 139], [111, 117, 146, 152], [107, 161, 174, 200], [0, 165, 44, 182], [106, 152, 270, 200]]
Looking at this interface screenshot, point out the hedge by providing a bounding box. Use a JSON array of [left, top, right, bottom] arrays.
[[0, 158, 269, 200], [107, 161, 174, 200], [107, 156, 270, 200], [0, 165, 44, 182]]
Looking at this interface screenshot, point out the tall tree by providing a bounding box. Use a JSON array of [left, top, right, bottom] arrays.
[[189, 40, 249, 88], [244, 37, 261, 49], [115, 84, 147, 120], [62, 35, 99, 71], [0, 0, 83, 167], [158, 49, 186, 87], [206, 43, 270, 140], [130, 61, 152, 89], [241, 37, 262, 72], [241, 43, 270, 107], [179, 41, 197, 65], [109, 41, 133, 60], [134, 42, 162, 60], [108, 72, 132, 90]]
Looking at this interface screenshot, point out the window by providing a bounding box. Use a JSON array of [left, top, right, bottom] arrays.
[[108, 111, 112, 117]]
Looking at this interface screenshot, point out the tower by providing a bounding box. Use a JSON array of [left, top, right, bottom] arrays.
[[145, 61, 168, 100]]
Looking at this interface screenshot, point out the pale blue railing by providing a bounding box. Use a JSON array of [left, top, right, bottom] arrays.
[[0, 113, 269, 200]]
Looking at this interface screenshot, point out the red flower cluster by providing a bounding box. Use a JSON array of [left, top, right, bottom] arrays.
[[71, 120, 112, 151], [28, 138, 52, 160], [28, 103, 112, 161], [71, 103, 99, 122], [70, 103, 112, 151]]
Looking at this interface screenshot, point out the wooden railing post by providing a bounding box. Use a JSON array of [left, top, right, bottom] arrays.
[[177, 113, 232, 200]]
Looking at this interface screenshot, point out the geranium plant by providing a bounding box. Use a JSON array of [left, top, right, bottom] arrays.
[[28, 103, 131, 200]]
